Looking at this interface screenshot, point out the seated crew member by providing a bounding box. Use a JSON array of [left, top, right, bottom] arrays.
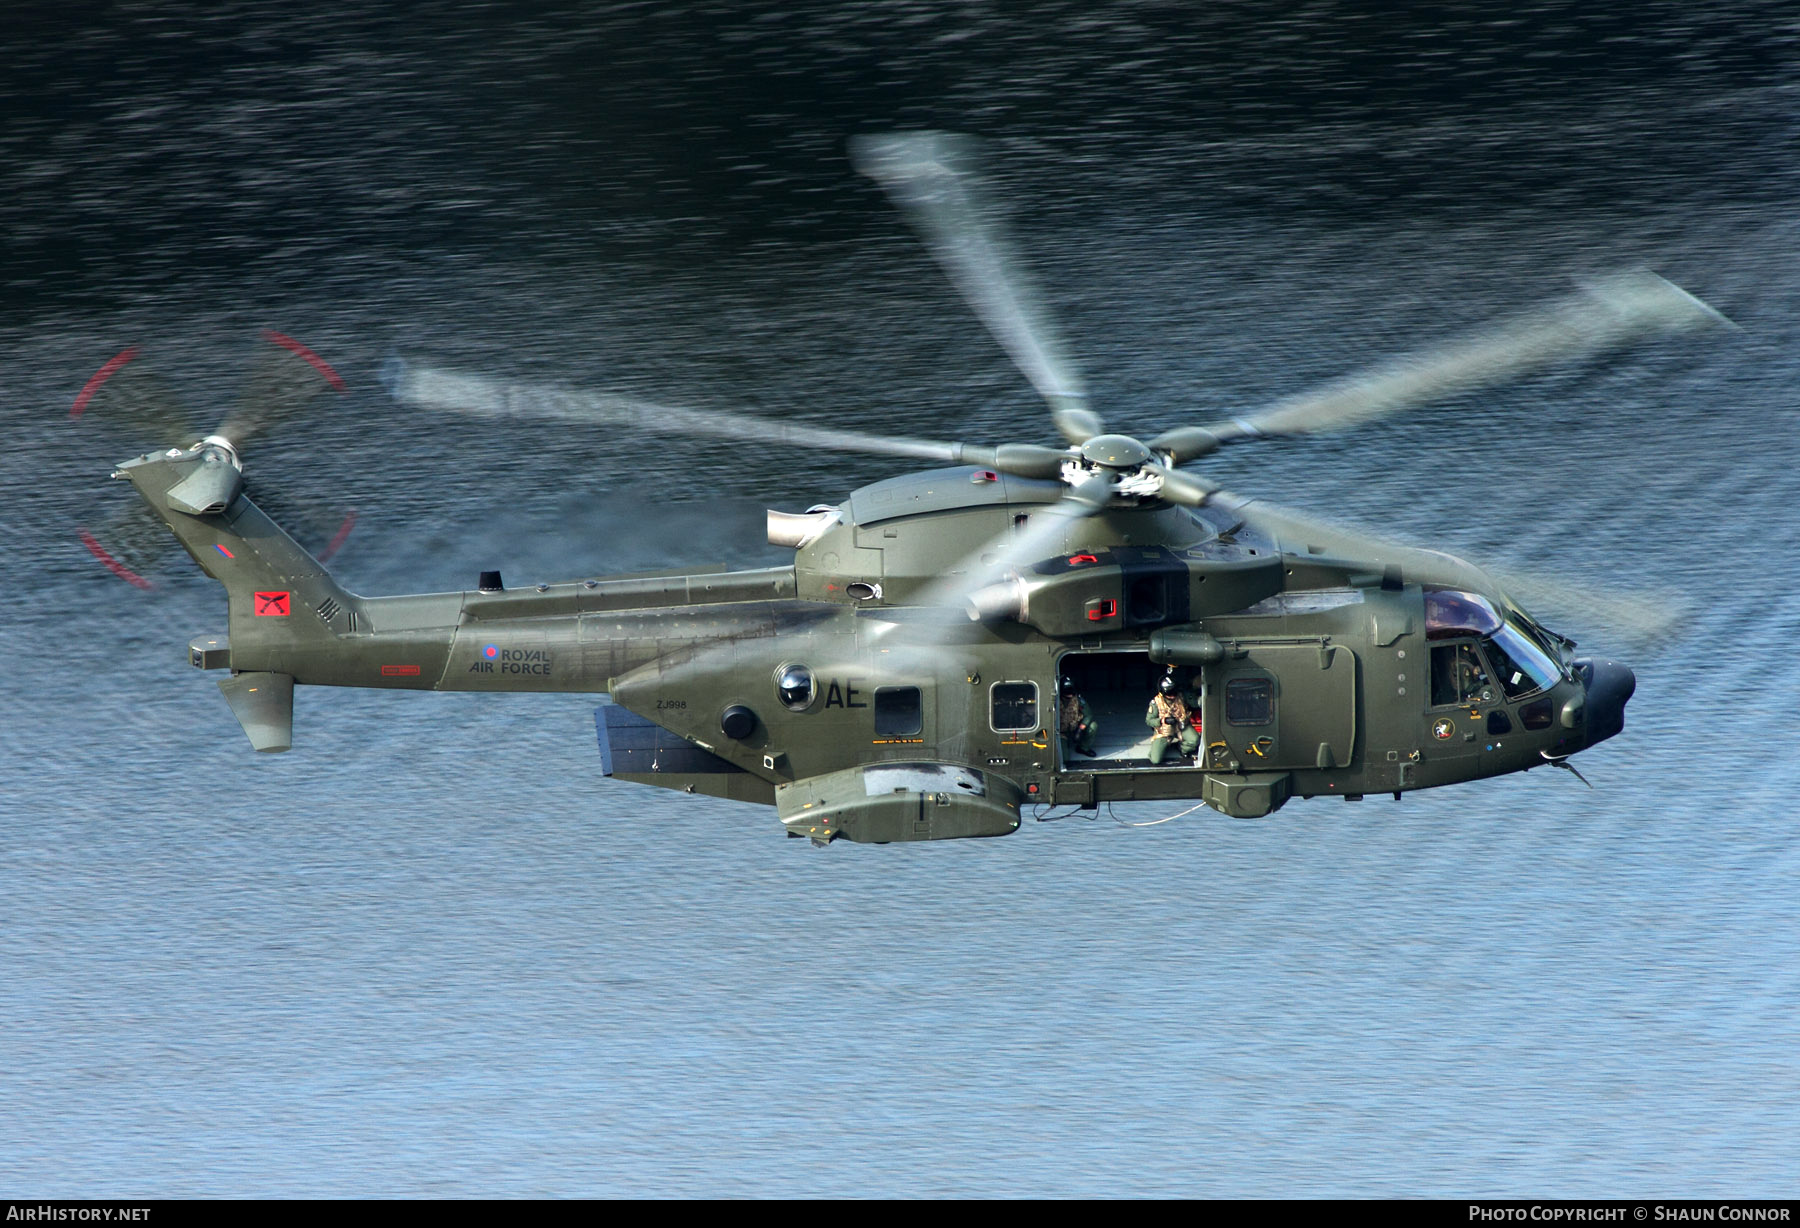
[[1059, 676, 1098, 758], [1146, 674, 1200, 765], [1455, 645, 1490, 702]]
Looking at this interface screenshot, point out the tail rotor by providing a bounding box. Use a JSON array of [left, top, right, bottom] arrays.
[[72, 331, 357, 586]]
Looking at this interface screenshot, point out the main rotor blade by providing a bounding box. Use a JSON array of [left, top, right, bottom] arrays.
[[850, 132, 1101, 446], [1154, 271, 1731, 462], [1230, 497, 1687, 645], [1146, 464, 1226, 509], [384, 359, 1053, 469]]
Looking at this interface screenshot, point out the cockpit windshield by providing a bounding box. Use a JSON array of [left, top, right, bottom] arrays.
[[1425, 589, 1561, 699], [1485, 621, 1561, 699], [1507, 603, 1571, 669]]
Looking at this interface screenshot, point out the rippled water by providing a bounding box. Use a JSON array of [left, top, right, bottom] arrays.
[[3, 3, 1798, 1196]]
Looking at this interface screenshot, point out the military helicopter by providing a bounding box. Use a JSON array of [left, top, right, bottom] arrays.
[[106, 133, 1726, 845]]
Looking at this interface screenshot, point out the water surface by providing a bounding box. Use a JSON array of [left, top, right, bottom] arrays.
[[2, 2, 1797, 1196]]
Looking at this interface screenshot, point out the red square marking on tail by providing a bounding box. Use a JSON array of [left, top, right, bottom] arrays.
[[254, 591, 290, 616]]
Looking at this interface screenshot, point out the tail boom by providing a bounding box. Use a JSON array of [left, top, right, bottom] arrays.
[[116, 443, 805, 750]]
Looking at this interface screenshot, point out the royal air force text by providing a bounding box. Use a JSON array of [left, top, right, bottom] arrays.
[[468, 649, 552, 676]]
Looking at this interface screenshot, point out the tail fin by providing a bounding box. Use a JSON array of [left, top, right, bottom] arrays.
[[115, 441, 359, 749]]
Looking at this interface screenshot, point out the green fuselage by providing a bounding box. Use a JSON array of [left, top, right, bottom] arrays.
[[121, 445, 1628, 839]]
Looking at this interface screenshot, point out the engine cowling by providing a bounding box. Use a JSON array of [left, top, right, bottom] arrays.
[[968, 545, 1283, 637]]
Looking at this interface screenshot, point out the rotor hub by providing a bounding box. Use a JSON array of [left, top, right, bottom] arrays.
[[1077, 434, 1153, 469]]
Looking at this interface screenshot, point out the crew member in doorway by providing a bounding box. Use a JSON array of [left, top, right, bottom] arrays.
[[1146, 673, 1199, 765], [1185, 670, 1205, 739], [1059, 676, 1098, 758]]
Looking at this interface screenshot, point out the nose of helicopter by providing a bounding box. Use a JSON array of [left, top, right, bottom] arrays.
[[1576, 658, 1637, 749]]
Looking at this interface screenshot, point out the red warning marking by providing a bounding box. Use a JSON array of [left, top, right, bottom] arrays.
[[255, 591, 291, 616], [318, 510, 357, 562], [381, 664, 421, 677], [1068, 553, 1098, 566], [261, 330, 346, 392], [78, 528, 153, 589], [71, 347, 141, 418]]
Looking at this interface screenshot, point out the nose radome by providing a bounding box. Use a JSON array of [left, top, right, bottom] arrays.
[[1577, 658, 1637, 749]]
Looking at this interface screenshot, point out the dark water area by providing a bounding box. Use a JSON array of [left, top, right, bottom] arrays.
[[3, 2, 1799, 1196]]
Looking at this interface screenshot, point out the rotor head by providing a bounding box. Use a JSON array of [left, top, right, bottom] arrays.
[[1077, 434, 1153, 469]]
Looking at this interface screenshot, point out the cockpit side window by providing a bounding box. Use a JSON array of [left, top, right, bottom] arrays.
[[1430, 642, 1491, 706]]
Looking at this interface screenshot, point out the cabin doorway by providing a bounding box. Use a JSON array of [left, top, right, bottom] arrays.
[[1055, 650, 1205, 770]]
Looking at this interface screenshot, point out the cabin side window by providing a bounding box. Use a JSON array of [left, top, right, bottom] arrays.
[[990, 681, 1039, 732], [874, 686, 923, 737], [776, 663, 816, 711], [1225, 677, 1273, 726]]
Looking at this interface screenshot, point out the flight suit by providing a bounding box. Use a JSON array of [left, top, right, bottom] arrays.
[[1146, 692, 1199, 765], [1060, 691, 1098, 757]]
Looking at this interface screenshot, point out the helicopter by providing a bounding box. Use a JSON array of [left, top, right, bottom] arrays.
[[104, 132, 1727, 846]]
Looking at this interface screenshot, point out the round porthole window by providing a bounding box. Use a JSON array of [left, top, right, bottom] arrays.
[[776, 664, 815, 711]]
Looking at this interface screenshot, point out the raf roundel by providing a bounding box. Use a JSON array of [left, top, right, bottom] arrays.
[[483, 644, 500, 660]]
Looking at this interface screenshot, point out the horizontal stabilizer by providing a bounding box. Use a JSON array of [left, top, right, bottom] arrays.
[[217, 672, 294, 753]]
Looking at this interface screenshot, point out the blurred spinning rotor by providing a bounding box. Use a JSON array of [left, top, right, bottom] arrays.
[[71, 330, 357, 587], [388, 131, 1732, 640]]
